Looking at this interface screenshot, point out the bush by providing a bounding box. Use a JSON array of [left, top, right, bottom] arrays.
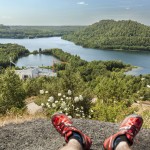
[[40, 90, 91, 118], [90, 99, 137, 122], [0, 69, 26, 114]]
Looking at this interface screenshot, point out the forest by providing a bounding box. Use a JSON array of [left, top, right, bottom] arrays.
[[0, 25, 85, 39], [0, 43, 29, 67], [63, 20, 150, 51]]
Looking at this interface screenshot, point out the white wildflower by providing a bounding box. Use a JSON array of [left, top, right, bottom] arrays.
[[61, 98, 63, 101], [76, 114, 80, 117], [41, 103, 44, 106], [39, 90, 44, 94], [79, 95, 83, 101], [74, 97, 79, 103], [76, 107, 79, 110], [140, 96, 144, 99], [147, 85, 150, 88], [68, 97, 71, 100], [90, 109, 94, 113], [45, 91, 49, 94], [58, 93, 62, 96], [61, 102, 66, 109], [52, 103, 56, 108], [66, 113, 68, 115], [48, 105, 51, 108], [55, 100, 58, 103], [91, 98, 97, 103], [46, 102, 49, 106], [66, 97, 69, 100], [89, 115, 91, 119], [81, 106, 84, 110], [68, 90, 72, 95], [63, 95, 66, 98], [48, 96, 54, 103], [68, 116, 72, 119], [141, 78, 145, 81], [64, 108, 68, 111]]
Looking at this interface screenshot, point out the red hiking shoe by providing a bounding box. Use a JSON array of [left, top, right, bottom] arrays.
[[51, 113, 92, 150], [103, 114, 143, 150]]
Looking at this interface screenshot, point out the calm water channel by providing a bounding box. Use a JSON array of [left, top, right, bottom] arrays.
[[0, 37, 150, 75]]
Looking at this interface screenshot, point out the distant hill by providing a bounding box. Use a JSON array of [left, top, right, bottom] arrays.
[[63, 20, 150, 51], [0, 25, 86, 39]]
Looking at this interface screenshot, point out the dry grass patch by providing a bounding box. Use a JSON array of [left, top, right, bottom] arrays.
[[0, 112, 46, 127], [132, 101, 150, 128]]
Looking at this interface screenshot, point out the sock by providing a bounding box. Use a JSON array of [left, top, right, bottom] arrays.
[[114, 135, 130, 149], [69, 132, 83, 146]]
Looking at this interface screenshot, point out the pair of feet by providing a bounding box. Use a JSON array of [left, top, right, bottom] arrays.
[[51, 113, 143, 150]]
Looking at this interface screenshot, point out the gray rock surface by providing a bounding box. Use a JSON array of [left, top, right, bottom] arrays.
[[27, 102, 43, 114], [0, 119, 149, 150]]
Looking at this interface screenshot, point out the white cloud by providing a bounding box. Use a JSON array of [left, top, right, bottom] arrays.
[[77, 1, 88, 5]]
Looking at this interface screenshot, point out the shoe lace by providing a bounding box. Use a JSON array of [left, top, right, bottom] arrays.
[[120, 125, 138, 138], [126, 125, 138, 137], [58, 122, 72, 135]]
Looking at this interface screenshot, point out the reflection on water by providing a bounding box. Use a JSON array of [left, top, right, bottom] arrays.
[[15, 54, 59, 67], [126, 67, 144, 76]]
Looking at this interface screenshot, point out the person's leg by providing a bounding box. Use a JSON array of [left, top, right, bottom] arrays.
[[103, 114, 143, 150], [51, 113, 92, 150], [59, 139, 83, 150], [115, 141, 131, 150]]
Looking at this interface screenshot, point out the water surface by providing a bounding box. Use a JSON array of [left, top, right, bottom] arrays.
[[0, 37, 150, 75]]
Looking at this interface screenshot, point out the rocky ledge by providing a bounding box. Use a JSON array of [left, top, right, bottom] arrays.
[[0, 119, 149, 150]]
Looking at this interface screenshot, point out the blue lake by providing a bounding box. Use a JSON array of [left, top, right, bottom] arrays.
[[0, 37, 150, 75]]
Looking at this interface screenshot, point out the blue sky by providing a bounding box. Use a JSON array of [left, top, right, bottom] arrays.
[[0, 0, 150, 26]]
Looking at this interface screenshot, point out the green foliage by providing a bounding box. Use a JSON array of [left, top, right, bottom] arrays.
[[93, 72, 142, 102], [23, 76, 53, 97], [39, 49, 150, 103], [91, 100, 137, 122], [63, 20, 150, 51], [6, 107, 25, 116], [42, 48, 87, 68], [0, 69, 26, 114], [59, 66, 87, 95], [0, 25, 86, 38], [0, 43, 29, 67]]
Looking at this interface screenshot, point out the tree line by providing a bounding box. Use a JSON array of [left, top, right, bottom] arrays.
[[0, 24, 85, 39], [63, 20, 150, 51]]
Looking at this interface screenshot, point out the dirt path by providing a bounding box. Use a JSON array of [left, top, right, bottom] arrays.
[[0, 119, 149, 150]]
